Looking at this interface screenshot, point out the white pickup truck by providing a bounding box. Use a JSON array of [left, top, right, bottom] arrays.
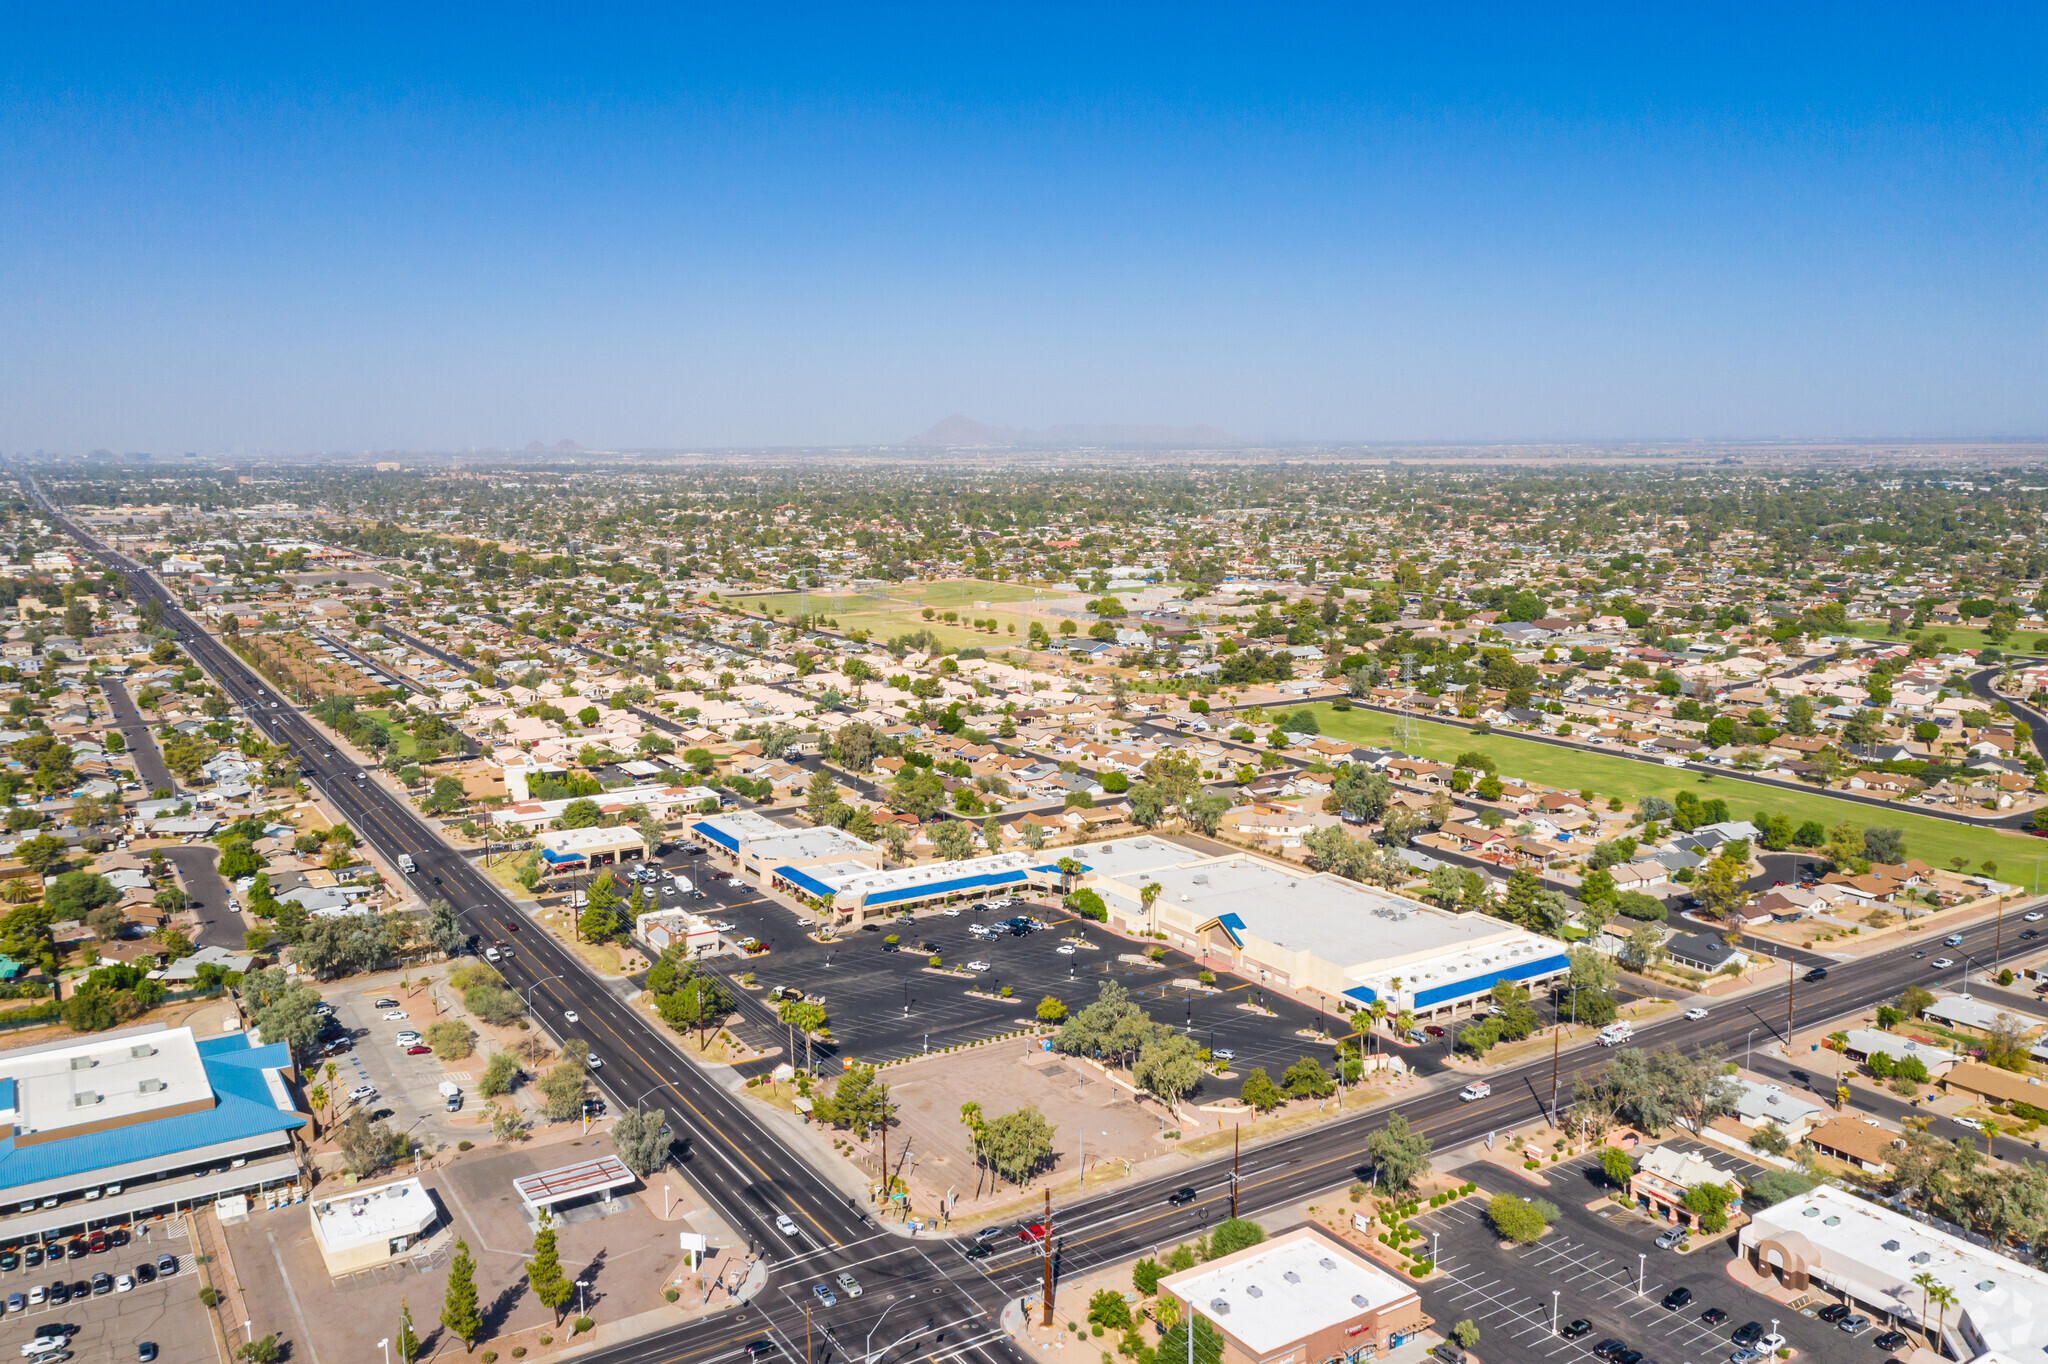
[[398, 854, 416, 875]]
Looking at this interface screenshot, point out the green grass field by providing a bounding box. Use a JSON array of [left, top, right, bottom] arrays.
[[1845, 620, 2048, 657], [359, 708, 418, 760], [723, 579, 1084, 651], [1293, 702, 2037, 877]]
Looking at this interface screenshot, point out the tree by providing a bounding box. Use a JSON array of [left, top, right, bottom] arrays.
[[16, 833, 69, 875], [816, 1062, 893, 1137], [1366, 1112, 1433, 1191], [152, 885, 190, 914], [426, 1020, 473, 1060], [1134, 1032, 1202, 1112], [440, 1237, 484, 1351], [1282, 1056, 1336, 1098], [610, 1106, 670, 1176], [1897, 984, 1935, 1018], [1573, 1045, 1736, 1135], [423, 775, 467, 815], [1187, 792, 1231, 835], [537, 1053, 588, 1121], [804, 768, 842, 824], [1486, 1193, 1558, 1244], [1127, 783, 1166, 828], [479, 1050, 520, 1098], [1695, 848, 1751, 919], [1682, 1182, 1735, 1233], [245, 968, 325, 1063], [526, 1211, 575, 1325], [1036, 995, 1068, 1024], [932, 819, 974, 860], [395, 1297, 420, 1364], [1152, 1314, 1225, 1364], [1238, 1067, 1285, 1112], [1598, 1146, 1634, 1187], [1864, 826, 1906, 864], [1131, 1257, 1163, 1296], [1452, 1320, 1480, 1350], [982, 1104, 1056, 1184], [1985, 1012, 2034, 1072], [85, 902, 127, 942], [1618, 922, 1665, 971], [561, 797, 602, 828], [424, 898, 468, 957], [336, 1111, 402, 1177], [1088, 1289, 1133, 1332], [464, 983, 522, 1025], [45, 870, 117, 919], [1206, 1217, 1265, 1259]]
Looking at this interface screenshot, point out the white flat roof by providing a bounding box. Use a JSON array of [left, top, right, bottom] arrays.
[[310, 1178, 436, 1254], [739, 825, 877, 862], [3, 1024, 210, 1140], [1741, 1186, 2048, 1356], [538, 824, 645, 853], [513, 1155, 636, 1207], [1925, 993, 2048, 1033], [1160, 1228, 1416, 1354]]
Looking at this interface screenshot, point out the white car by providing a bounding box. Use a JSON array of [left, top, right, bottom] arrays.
[[396, 1032, 421, 1047], [587, 1056, 604, 1070], [1932, 957, 1955, 968], [22, 1336, 71, 1359], [348, 1084, 377, 1103], [381, 1010, 408, 1021], [114, 1275, 132, 1293], [1055, 944, 1077, 955], [485, 947, 502, 962], [1684, 1007, 1709, 1021], [564, 1010, 580, 1024], [1458, 1082, 1491, 1101], [942, 906, 961, 917], [1953, 1115, 1983, 1130], [1758, 1335, 1786, 1354], [2026, 911, 2044, 923], [775, 1214, 800, 1237], [966, 960, 991, 972]]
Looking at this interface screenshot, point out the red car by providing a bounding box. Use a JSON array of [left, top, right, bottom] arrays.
[[405, 1044, 432, 1055], [1019, 1223, 1048, 1243]]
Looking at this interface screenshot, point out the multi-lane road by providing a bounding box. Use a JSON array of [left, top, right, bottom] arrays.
[[30, 479, 2047, 1364]]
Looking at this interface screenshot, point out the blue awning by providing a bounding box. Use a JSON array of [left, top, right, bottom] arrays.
[[539, 848, 587, 866], [774, 865, 837, 899], [1343, 985, 1377, 1004], [692, 820, 738, 852], [865, 867, 1031, 907], [1412, 953, 1570, 1010]]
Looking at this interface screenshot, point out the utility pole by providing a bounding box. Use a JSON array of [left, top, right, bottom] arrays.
[[1786, 956, 1795, 1046], [806, 1304, 812, 1364], [1995, 900, 2004, 967], [878, 1113, 888, 1219], [1040, 1189, 1054, 1328]]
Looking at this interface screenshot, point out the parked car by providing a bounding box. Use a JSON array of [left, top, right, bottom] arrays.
[[406, 1044, 432, 1055], [1874, 1331, 1909, 1352], [1838, 1315, 1871, 1334], [381, 1010, 409, 1021], [1662, 1286, 1692, 1309], [1700, 1308, 1729, 1326], [1655, 1226, 1684, 1248], [1560, 1320, 1592, 1339], [348, 1084, 377, 1103], [156, 1254, 179, 1276], [1818, 1305, 1850, 1324]]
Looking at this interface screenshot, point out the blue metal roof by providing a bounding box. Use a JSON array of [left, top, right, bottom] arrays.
[[692, 820, 739, 852], [0, 1035, 304, 1195], [539, 847, 587, 866], [774, 865, 836, 899], [1412, 952, 1570, 1010]]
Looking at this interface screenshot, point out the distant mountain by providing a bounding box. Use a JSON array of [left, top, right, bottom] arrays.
[[524, 439, 583, 451], [904, 414, 1238, 448]]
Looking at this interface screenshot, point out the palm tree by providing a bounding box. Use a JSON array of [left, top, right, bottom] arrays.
[[1367, 998, 1389, 1054], [1927, 1281, 1957, 1357], [1911, 1269, 1935, 1339], [959, 1102, 987, 1197]]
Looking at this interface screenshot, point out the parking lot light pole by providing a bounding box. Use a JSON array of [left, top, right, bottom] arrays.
[[1552, 1290, 1558, 1334], [577, 1278, 590, 1317], [1637, 1253, 1645, 1295]]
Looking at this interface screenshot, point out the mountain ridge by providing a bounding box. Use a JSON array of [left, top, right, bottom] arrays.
[[904, 414, 1239, 447]]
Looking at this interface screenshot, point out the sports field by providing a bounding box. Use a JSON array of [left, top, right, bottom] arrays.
[[721, 579, 1084, 651], [1289, 702, 2038, 879], [1845, 620, 2047, 658]]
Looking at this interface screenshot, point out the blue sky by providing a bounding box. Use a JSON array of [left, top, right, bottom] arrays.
[[3, 5, 2045, 451]]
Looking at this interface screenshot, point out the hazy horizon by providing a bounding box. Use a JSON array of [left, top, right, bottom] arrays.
[[4, 7, 2045, 453]]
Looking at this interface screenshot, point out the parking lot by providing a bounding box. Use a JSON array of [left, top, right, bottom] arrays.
[[1411, 1148, 1886, 1364], [0, 1225, 212, 1364], [317, 979, 478, 1143], [625, 843, 1363, 1095]]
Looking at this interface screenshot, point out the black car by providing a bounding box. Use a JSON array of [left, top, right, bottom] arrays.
[[0, 1251, 15, 1271], [1874, 1332, 1908, 1352], [66, 1241, 88, 1260], [1818, 1304, 1851, 1324], [1593, 1341, 1626, 1360], [24, 1246, 43, 1268], [109, 1229, 129, 1248], [1561, 1320, 1592, 1339], [1661, 1286, 1692, 1309], [1615, 1351, 1643, 1364], [1700, 1308, 1729, 1326], [1167, 1186, 1198, 1206], [961, 1243, 993, 1259], [2022, 929, 2040, 941], [1804, 966, 1829, 981], [1732, 1322, 1765, 1347], [48, 1281, 69, 1304], [744, 1342, 777, 1359], [135, 1263, 156, 1285]]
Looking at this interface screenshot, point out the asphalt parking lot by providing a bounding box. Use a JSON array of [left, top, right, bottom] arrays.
[[1412, 1149, 1886, 1364], [318, 984, 475, 1140], [623, 847, 1360, 1095], [0, 1228, 210, 1364]]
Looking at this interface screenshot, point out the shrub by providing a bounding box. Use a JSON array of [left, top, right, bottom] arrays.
[[199, 1286, 220, 1308], [1486, 1193, 1556, 1244], [457, 1140, 474, 1151], [573, 1317, 595, 1336]]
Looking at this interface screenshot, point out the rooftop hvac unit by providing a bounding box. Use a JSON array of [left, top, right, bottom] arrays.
[[139, 1079, 165, 1094]]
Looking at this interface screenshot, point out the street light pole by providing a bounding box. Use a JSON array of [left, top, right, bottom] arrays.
[[523, 974, 564, 1008], [1552, 1290, 1559, 1334], [1746, 1028, 1757, 1072]]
